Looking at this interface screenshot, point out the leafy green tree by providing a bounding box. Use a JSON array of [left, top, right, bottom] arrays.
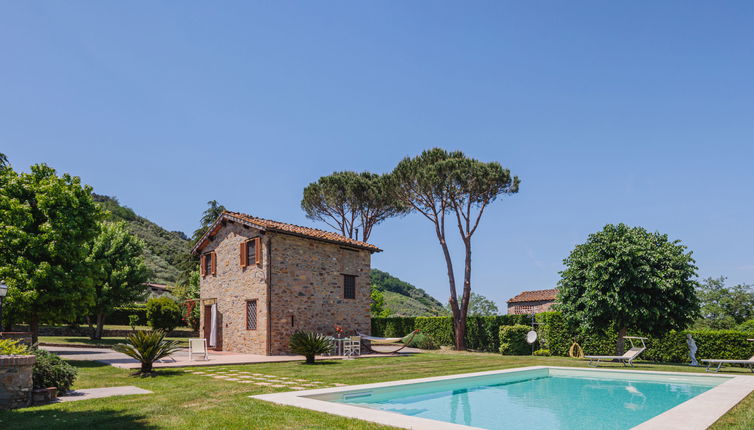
[[557, 223, 699, 354], [695, 277, 754, 329], [87, 222, 150, 339], [173, 269, 200, 330], [391, 148, 519, 350], [302, 171, 405, 242], [468, 293, 500, 316], [0, 152, 9, 170], [0, 164, 103, 344], [370, 286, 391, 317]]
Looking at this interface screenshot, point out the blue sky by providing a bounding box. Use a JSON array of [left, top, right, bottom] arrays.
[[2, 2, 753, 311]]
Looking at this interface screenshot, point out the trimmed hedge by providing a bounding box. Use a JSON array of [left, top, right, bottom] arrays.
[[107, 304, 148, 326], [499, 325, 531, 355], [374, 312, 754, 363], [534, 311, 754, 363], [372, 315, 530, 352]]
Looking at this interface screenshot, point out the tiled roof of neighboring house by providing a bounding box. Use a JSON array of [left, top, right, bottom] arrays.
[[507, 288, 558, 303], [145, 283, 172, 291], [192, 211, 382, 254]]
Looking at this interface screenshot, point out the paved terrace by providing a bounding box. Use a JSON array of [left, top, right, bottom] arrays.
[[42, 345, 414, 369]]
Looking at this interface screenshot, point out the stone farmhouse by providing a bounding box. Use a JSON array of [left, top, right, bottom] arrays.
[[191, 211, 381, 355], [506, 288, 558, 315]]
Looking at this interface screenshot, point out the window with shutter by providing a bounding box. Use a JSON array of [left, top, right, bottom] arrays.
[[247, 239, 256, 266], [344, 275, 356, 299], [210, 251, 217, 275], [202, 253, 213, 276], [240, 241, 248, 267]]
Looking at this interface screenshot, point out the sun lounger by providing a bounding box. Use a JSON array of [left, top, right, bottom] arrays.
[[702, 355, 754, 372], [585, 336, 647, 367]]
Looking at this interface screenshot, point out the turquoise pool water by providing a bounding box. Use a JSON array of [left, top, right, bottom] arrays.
[[318, 368, 729, 429]]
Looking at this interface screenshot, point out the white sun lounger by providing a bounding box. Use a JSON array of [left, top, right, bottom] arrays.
[[702, 339, 754, 372], [585, 336, 647, 367]]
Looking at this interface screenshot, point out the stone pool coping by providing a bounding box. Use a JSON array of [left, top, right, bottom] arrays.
[[250, 365, 754, 430]]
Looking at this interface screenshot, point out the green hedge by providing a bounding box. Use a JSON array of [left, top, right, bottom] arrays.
[[534, 311, 754, 363], [372, 314, 530, 352], [499, 325, 531, 355], [374, 313, 754, 363], [107, 305, 148, 326]]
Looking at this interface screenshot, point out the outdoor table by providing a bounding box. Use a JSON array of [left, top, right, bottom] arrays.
[[328, 337, 348, 356]]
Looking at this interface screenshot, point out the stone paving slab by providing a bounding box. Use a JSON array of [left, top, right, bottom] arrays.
[[57, 386, 152, 403]]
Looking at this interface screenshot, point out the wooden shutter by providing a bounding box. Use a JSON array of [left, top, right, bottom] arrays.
[[240, 241, 248, 268], [200, 254, 206, 276], [254, 237, 261, 265], [210, 251, 217, 275]]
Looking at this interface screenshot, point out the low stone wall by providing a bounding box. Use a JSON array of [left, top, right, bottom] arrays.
[[0, 332, 33, 346], [0, 355, 36, 410]]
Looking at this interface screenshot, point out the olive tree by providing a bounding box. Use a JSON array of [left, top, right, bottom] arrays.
[[557, 223, 700, 354], [391, 148, 519, 350], [0, 164, 103, 343]]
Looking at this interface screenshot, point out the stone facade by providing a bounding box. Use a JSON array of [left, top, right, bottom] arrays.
[[198, 219, 373, 355], [0, 355, 35, 410]]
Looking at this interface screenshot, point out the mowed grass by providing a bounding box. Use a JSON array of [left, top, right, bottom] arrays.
[[38, 336, 190, 348], [1, 352, 752, 430]]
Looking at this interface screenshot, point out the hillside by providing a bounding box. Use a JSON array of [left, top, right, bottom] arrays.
[[93, 194, 190, 284], [371, 269, 447, 316]]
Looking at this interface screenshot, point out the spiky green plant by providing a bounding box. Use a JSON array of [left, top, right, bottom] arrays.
[[113, 330, 181, 374], [289, 331, 332, 364]]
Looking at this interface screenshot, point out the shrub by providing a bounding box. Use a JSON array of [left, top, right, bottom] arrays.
[[403, 332, 438, 350], [145, 297, 183, 332], [0, 339, 30, 355], [737, 319, 754, 332], [289, 331, 332, 364], [113, 330, 181, 374], [533, 349, 551, 356], [499, 325, 531, 355], [108, 304, 148, 326], [32, 349, 77, 392]]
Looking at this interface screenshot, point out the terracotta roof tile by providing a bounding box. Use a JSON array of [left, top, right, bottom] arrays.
[[194, 211, 382, 253], [507, 288, 558, 303]]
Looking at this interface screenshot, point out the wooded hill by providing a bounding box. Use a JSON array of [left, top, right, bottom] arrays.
[[370, 269, 447, 316], [93, 194, 190, 284]]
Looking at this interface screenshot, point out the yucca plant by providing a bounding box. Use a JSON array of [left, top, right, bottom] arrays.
[[113, 330, 181, 374], [289, 331, 332, 364]]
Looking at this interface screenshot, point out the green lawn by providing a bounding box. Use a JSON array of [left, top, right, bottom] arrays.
[[39, 336, 190, 348], [1, 352, 752, 429]]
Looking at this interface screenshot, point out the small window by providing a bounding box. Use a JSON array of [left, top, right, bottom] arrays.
[[246, 300, 257, 330], [344, 275, 356, 299], [240, 237, 261, 268], [202, 252, 215, 276]]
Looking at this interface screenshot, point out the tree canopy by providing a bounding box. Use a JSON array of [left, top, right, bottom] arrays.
[[87, 221, 150, 339], [695, 277, 754, 330], [301, 171, 406, 242], [391, 148, 519, 349], [0, 164, 103, 343], [557, 223, 699, 353]]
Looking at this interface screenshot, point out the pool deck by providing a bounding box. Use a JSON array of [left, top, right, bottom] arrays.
[[42, 345, 410, 369], [251, 365, 754, 430]]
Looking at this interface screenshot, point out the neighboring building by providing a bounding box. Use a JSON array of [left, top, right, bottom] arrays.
[[191, 211, 381, 355], [144, 283, 174, 299], [506, 288, 558, 314]]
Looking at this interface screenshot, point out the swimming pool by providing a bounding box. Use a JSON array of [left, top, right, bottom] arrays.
[[252, 366, 754, 430]]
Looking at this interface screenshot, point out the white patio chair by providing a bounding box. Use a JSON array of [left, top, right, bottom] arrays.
[[344, 336, 361, 357], [189, 338, 209, 361]]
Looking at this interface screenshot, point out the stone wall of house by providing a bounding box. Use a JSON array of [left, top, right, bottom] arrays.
[[269, 233, 372, 355], [199, 221, 269, 355], [0, 355, 35, 410], [507, 300, 555, 315]]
